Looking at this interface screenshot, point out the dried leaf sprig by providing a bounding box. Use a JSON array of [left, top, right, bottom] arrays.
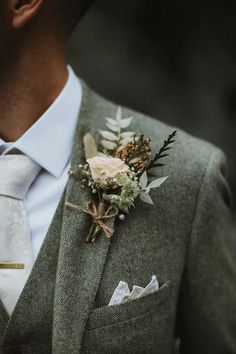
[[100, 107, 135, 155]]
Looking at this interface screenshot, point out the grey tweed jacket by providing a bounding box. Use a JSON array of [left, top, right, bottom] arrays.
[[0, 79, 236, 354]]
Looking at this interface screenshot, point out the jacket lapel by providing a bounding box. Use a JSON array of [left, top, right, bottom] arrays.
[[0, 300, 9, 340], [52, 80, 115, 353]]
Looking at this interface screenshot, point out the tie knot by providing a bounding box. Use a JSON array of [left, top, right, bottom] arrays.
[[0, 155, 41, 200]]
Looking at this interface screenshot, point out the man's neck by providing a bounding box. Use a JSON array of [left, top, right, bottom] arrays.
[[0, 51, 68, 142]]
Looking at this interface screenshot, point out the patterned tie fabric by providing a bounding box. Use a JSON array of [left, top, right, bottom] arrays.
[[0, 155, 41, 315]]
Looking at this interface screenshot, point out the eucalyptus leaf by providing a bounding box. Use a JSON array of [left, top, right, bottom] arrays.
[[101, 140, 116, 150], [120, 117, 133, 128], [139, 171, 148, 189], [105, 117, 118, 126], [121, 131, 135, 138], [99, 130, 117, 141], [145, 187, 151, 194], [148, 176, 168, 189], [140, 192, 154, 205], [116, 107, 122, 122], [83, 133, 98, 159], [106, 123, 120, 132], [120, 138, 133, 145]]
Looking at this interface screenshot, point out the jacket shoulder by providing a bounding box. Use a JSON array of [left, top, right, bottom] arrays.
[[84, 81, 225, 177]]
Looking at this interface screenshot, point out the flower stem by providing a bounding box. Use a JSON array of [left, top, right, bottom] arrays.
[[113, 134, 121, 157], [86, 223, 101, 243], [97, 189, 102, 203], [92, 225, 101, 242]]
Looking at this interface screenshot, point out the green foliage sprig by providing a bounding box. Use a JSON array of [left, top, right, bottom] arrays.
[[147, 130, 177, 171]]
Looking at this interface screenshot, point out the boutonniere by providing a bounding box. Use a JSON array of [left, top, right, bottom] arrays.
[[66, 107, 177, 243]]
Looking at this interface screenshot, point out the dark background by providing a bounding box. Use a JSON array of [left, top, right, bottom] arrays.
[[67, 0, 236, 234]]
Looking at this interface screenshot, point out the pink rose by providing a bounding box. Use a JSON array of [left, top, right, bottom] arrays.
[[87, 156, 129, 184]]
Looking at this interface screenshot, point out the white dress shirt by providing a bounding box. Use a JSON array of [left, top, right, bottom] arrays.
[[0, 65, 82, 260]]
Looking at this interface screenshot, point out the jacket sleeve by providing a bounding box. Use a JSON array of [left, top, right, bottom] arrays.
[[177, 148, 236, 354]]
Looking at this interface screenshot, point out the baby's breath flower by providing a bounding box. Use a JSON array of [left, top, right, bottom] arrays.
[[103, 176, 140, 212]]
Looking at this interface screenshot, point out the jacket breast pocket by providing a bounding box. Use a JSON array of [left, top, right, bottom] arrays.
[[82, 281, 173, 354]]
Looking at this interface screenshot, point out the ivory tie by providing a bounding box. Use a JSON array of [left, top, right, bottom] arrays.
[[0, 154, 41, 315]]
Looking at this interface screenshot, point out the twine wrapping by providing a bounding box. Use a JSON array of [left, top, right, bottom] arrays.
[[65, 201, 119, 242]]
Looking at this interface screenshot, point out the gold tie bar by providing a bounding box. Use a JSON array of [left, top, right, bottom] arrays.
[[0, 262, 24, 269]]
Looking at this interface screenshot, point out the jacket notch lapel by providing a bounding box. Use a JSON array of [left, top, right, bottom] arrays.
[[0, 300, 9, 341], [53, 80, 115, 352]]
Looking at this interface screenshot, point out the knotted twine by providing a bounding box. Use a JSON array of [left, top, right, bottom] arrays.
[[65, 201, 119, 242]]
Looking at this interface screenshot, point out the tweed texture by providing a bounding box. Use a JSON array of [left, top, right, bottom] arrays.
[[0, 188, 67, 353], [0, 79, 235, 354]]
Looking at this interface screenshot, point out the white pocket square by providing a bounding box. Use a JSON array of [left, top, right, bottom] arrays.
[[108, 275, 159, 306]]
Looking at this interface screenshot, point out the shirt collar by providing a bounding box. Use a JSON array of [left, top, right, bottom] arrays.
[[0, 65, 82, 178]]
